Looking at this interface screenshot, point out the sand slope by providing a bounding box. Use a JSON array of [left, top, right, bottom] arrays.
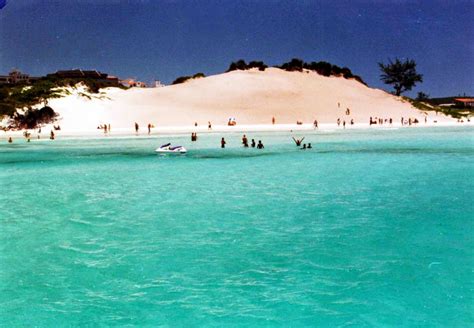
[[47, 68, 451, 131]]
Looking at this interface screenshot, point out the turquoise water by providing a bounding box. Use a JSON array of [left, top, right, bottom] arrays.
[[1, 127, 473, 326]]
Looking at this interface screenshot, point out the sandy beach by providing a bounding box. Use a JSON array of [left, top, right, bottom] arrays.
[[0, 68, 472, 139], [3, 68, 464, 141]]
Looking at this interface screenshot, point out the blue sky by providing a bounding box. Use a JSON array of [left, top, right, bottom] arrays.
[[0, 0, 473, 97]]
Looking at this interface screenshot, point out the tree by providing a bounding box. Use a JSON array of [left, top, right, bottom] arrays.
[[192, 72, 206, 79], [280, 58, 304, 72], [416, 92, 429, 101], [12, 106, 58, 129], [172, 76, 191, 85], [379, 58, 423, 96]]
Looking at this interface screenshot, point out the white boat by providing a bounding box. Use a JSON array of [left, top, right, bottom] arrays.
[[155, 143, 187, 154]]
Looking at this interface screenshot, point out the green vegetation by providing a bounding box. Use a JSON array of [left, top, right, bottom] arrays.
[[416, 91, 429, 101], [224, 58, 366, 85], [404, 97, 472, 119], [11, 106, 58, 130], [379, 58, 423, 96], [0, 76, 125, 130], [172, 72, 206, 85], [226, 60, 268, 72]]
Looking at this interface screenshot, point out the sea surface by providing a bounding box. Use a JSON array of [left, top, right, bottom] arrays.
[[0, 127, 473, 326]]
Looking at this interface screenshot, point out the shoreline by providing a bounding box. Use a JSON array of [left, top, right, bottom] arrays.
[[1, 121, 472, 141]]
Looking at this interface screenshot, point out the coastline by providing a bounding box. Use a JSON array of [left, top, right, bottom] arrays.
[[1, 121, 472, 141]]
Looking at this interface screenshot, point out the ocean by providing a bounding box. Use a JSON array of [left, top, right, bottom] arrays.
[[0, 127, 472, 326]]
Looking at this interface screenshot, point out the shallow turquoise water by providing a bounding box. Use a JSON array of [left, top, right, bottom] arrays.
[[1, 127, 473, 326]]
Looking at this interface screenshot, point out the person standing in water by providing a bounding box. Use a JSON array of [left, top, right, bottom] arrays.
[[257, 140, 264, 149], [147, 123, 151, 134], [292, 137, 304, 146], [251, 139, 256, 148], [242, 134, 248, 147], [221, 137, 226, 148]]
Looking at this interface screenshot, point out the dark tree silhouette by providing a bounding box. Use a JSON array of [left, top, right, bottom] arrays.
[[379, 58, 423, 96], [416, 92, 430, 101], [172, 72, 206, 85], [227, 60, 267, 72], [13, 106, 58, 129], [280, 58, 304, 72]]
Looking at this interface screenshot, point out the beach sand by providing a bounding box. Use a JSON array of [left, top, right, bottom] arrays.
[[1, 68, 465, 139]]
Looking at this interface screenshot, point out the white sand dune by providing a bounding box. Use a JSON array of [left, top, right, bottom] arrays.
[[46, 67, 453, 133]]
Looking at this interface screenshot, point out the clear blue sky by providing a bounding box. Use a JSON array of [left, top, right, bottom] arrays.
[[0, 0, 473, 97]]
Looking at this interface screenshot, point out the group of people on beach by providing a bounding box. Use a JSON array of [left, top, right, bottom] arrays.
[[334, 103, 355, 128], [97, 124, 111, 133], [131, 122, 155, 134], [400, 117, 421, 126], [369, 117, 393, 126], [336, 118, 354, 128], [7, 128, 55, 143]]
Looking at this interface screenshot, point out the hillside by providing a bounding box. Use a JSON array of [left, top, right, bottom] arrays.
[[46, 68, 451, 131]]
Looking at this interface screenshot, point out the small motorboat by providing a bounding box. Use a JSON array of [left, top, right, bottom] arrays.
[[155, 143, 187, 154]]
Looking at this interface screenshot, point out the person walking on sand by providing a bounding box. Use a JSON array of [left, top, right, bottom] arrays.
[[104, 124, 108, 134], [148, 123, 151, 134], [135, 122, 139, 133], [208, 121, 212, 130], [50, 130, 55, 140], [257, 140, 264, 149], [343, 120, 346, 129], [272, 116, 275, 125], [108, 124, 111, 132], [337, 118, 341, 126], [313, 120, 318, 129]]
